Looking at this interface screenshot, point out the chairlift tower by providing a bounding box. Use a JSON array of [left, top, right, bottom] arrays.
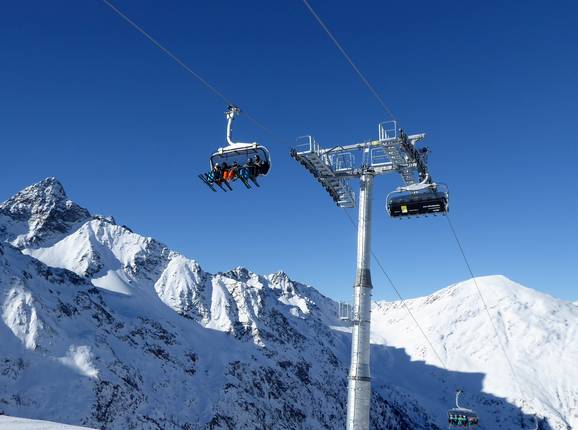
[[291, 121, 448, 430]]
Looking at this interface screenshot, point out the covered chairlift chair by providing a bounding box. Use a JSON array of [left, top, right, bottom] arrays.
[[387, 178, 449, 218], [448, 390, 479, 428], [382, 127, 449, 218], [199, 106, 271, 192]]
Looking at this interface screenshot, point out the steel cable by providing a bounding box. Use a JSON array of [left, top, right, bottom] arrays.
[[301, 0, 398, 122], [101, 0, 453, 382], [342, 208, 449, 370], [446, 215, 526, 403], [100, 0, 289, 145]]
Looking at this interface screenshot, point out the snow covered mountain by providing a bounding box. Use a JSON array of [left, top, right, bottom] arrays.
[[371, 277, 577, 430], [0, 178, 575, 429]]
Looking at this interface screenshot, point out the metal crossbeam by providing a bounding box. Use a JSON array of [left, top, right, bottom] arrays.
[[291, 126, 427, 209], [316, 133, 424, 154]]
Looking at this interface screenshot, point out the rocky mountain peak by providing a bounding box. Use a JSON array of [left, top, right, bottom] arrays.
[[223, 266, 254, 282], [3, 177, 67, 208], [268, 271, 296, 292], [269, 270, 291, 284], [0, 177, 91, 248]]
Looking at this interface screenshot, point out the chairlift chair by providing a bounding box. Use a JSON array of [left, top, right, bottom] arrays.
[[387, 179, 449, 218], [448, 390, 479, 428], [199, 106, 271, 191]]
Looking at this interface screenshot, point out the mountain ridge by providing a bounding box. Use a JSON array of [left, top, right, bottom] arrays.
[[0, 178, 575, 429]]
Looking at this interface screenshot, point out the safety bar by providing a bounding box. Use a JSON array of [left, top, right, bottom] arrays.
[[379, 121, 397, 141], [294, 135, 319, 155]]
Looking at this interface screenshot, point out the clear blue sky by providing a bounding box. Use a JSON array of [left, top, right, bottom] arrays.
[[1, 1, 577, 301]]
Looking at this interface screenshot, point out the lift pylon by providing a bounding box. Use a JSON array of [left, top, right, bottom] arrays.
[[291, 121, 448, 430]]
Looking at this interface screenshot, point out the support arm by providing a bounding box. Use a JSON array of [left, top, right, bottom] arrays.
[[225, 105, 253, 147], [456, 390, 463, 409]]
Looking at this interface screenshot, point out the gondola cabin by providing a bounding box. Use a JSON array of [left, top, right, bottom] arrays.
[[387, 186, 449, 218]]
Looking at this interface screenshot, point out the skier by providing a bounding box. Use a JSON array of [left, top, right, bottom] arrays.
[[207, 163, 222, 184], [221, 162, 231, 181]]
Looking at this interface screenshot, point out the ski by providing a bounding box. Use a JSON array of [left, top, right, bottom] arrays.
[[198, 174, 217, 192], [238, 176, 251, 189]]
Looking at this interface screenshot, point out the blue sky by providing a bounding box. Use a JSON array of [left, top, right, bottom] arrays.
[[1, 0, 577, 301]]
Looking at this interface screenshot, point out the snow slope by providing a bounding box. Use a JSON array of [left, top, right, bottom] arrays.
[[0, 415, 96, 430], [1, 178, 575, 430], [372, 276, 578, 429]]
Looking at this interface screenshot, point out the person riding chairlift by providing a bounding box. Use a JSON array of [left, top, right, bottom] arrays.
[[240, 158, 254, 181], [207, 163, 222, 184], [238, 156, 260, 181], [224, 161, 239, 181], [220, 162, 231, 182], [253, 154, 270, 176]]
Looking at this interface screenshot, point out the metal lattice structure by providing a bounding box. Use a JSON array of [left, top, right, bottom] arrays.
[[291, 121, 447, 430], [291, 122, 428, 207], [291, 136, 356, 207]]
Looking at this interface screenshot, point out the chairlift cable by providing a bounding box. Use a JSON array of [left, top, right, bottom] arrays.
[[301, 0, 398, 122], [100, 0, 289, 146], [445, 215, 527, 404], [101, 0, 233, 105], [101, 2, 489, 417], [299, 7, 534, 395], [300, 2, 462, 380], [302, 4, 541, 412], [99, 2, 533, 425], [103, 0, 478, 399], [342, 208, 449, 370], [447, 214, 548, 425], [302, 0, 453, 378]]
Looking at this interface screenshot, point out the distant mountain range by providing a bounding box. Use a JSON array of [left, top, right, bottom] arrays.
[[0, 178, 575, 429]]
